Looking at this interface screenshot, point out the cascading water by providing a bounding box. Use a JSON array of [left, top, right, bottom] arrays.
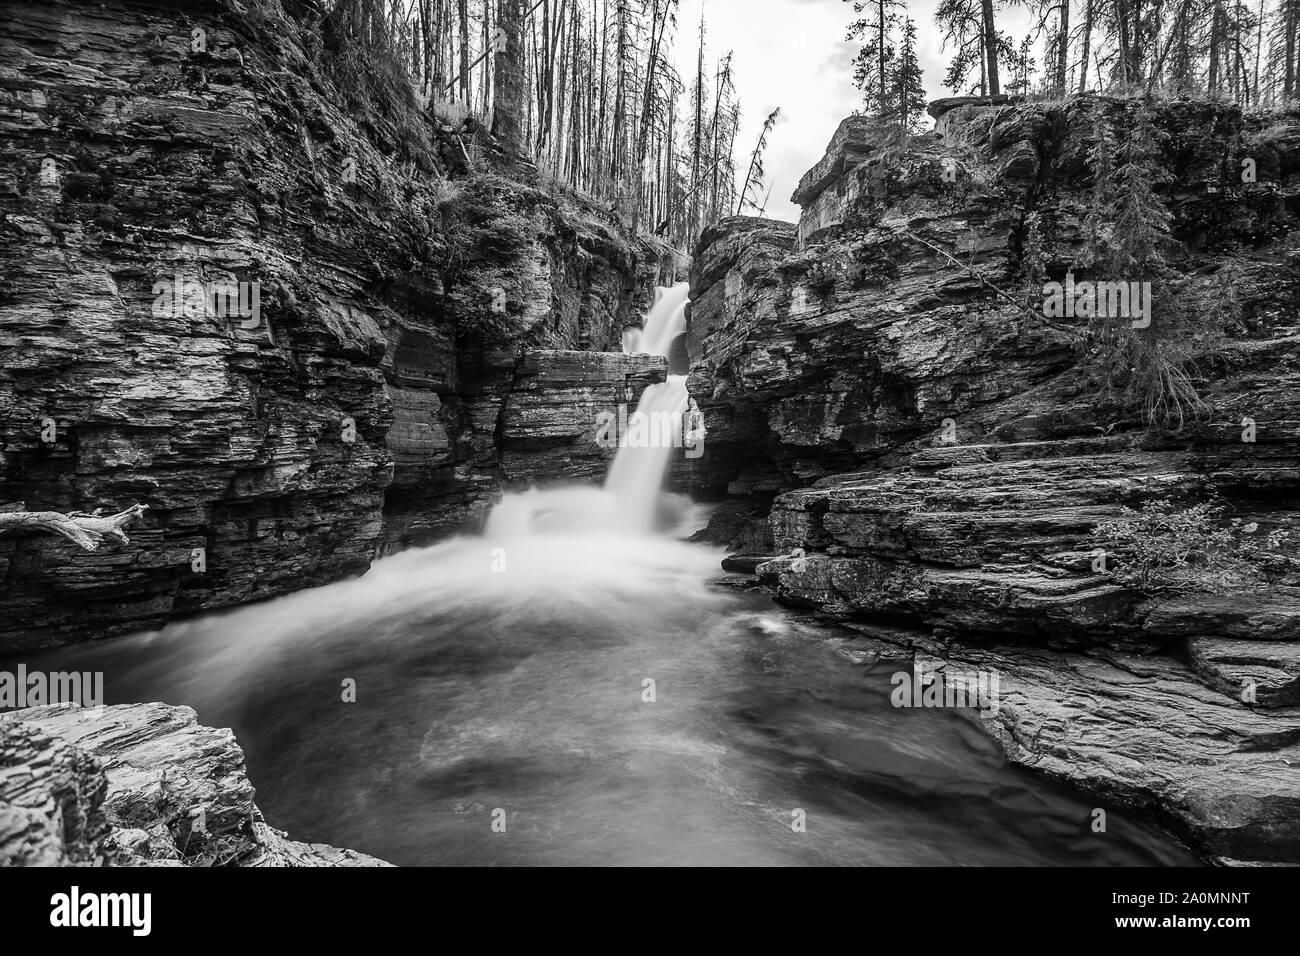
[[601, 375, 690, 533], [633, 282, 689, 358], [8, 284, 1200, 866], [486, 281, 697, 538], [603, 281, 693, 533]]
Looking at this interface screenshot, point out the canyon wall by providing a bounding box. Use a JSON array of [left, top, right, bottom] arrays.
[[0, 0, 666, 649], [688, 97, 1300, 862]]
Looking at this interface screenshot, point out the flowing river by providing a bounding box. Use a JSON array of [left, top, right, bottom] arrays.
[[9, 286, 1199, 866]]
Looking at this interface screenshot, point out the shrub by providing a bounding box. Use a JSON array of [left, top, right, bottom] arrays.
[[1088, 497, 1290, 594]]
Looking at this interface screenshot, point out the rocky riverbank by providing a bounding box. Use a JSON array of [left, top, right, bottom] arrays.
[[689, 97, 1300, 863], [0, 702, 389, 866]]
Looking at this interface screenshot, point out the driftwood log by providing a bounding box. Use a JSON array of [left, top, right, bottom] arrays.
[[0, 503, 148, 551]]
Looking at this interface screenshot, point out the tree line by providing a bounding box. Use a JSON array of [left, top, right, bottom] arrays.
[[847, 0, 1300, 127], [329, 0, 777, 251]]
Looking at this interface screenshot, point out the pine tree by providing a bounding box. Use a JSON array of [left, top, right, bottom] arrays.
[[1077, 102, 1224, 429], [1079, 108, 1117, 268], [1109, 104, 1172, 279], [891, 19, 928, 130], [1007, 33, 1036, 93], [845, 0, 903, 114]]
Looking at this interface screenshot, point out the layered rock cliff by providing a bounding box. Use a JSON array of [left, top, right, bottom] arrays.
[[0, 701, 388, 865], [0, 0, 669, 648], [688, 97, 1300, 863]]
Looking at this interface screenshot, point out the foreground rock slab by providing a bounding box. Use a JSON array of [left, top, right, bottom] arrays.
[[833, 625, 1300, 865], [942, 645, 1300, 865], [0, 702, 390, 867]]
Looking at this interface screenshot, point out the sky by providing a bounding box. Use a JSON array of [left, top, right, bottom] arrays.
[[667, 0, 1034, 222]]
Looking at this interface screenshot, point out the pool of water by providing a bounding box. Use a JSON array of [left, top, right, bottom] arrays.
[[10, 531, 1198, 866]]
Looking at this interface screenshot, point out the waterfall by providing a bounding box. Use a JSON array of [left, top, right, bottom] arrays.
[[486, 282, 697, 538], [602, 374, 690, 533], [633, 282, 689, 359]]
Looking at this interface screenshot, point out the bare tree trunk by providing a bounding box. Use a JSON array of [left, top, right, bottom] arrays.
[[1055, 0, 1070, 94], [1232, 0, 1245, 101], [633, 0, 672, 233], [1254, 0, 1265, 102], [878, 0, 887, 111], [433, 0, 446, 93], [1208, 0, 1223, 93], [725, 101, 740, 216], [1285, 0, 1297, 99], [708, 55, 730, 223], [493, 0, 528, 159], [982, 0, 1001, 95], [536, 0, 550, 154], [556, 0, 572, 174], [1116, 0, 1134, 85], [690, 12, 705, 239], [458, 0, 471, 101], [482, 0, 493, 114], [595, 0, 610, 194], [610, 0, 629, 186], [1078, 0, 1093, 91], [1132, 0, 1145, 82]]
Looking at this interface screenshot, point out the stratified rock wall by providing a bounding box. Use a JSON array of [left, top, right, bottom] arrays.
[[689, 101, 1299, 519], [0, 0, 663, 648]]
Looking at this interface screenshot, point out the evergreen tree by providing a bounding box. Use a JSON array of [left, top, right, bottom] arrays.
[[1007, 33, 1037, 93], [845, 0, 904, 114], [891, 19, 928, 130]]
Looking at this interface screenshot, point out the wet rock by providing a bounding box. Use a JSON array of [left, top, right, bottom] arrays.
[[720, 552, 775, 574], [924, 645, 1300, 864]]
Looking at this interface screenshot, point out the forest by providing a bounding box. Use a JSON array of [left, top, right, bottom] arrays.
[[327, 0, 1300, 251]]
